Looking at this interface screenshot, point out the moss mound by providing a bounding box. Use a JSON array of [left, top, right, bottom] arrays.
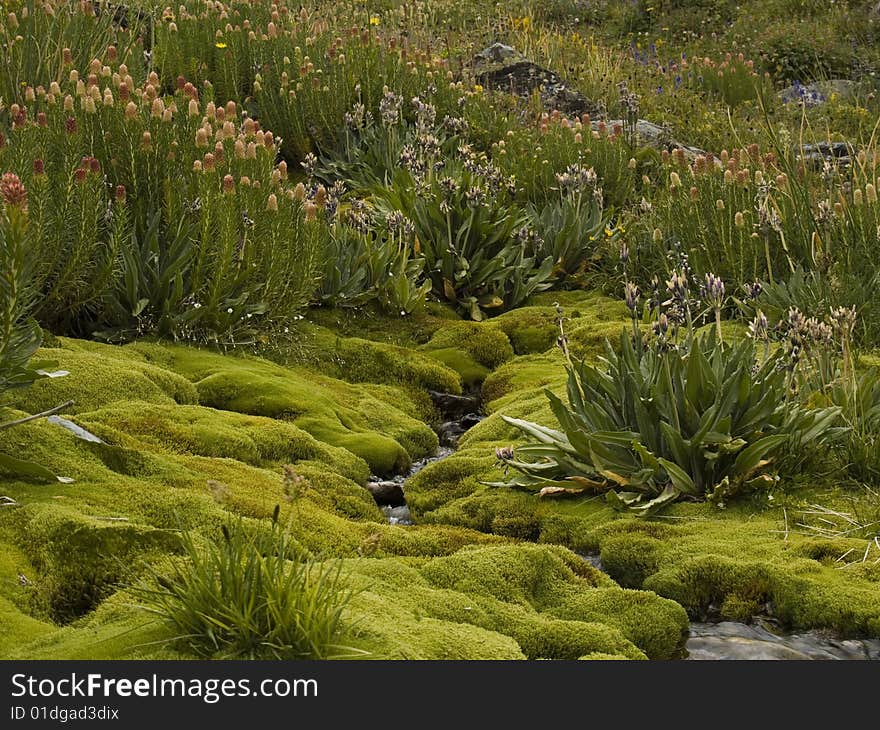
[[15, 339, 198, 415], [419, 321, 515, 387], [341, 544, 686, 659], [130, 342, 438, 476], [79, 402, 370, 483], [287, 323, 463, 395], [493, 291, 628, 358]]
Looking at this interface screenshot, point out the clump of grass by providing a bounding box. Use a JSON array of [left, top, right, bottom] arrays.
[[136, 506, 359, 659]]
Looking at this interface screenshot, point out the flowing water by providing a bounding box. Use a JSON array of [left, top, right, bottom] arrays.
[[380, 447, 455, 526], [369, 389, 483, 526]]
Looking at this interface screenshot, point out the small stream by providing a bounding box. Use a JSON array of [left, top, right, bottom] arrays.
[[365, 390, 483, 526], [376, 447, 455, 526]]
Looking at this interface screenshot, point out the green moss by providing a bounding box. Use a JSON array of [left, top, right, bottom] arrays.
[[493, 305, 565, 356], [550, 587, 688, 660], [341, 545, 682, 659], [419, 544, 589, 607], [422, 321, 514, 369], [304, 302, 453, 349], [0, 596, 55, 655], [599, 534, 664, 588], [79, 403, 370, 483], [423, 347, 490, 387], [284, 323, 462, 394], [481, 352, 566, 410], [416, 544, 685, 658], [502, 613, 646, 660], [341, 561, 527, 659], [4, 590, 186, 660], [133, 344, 438, 476], [493, 291, 630, 360], [14, 339, 198, 415], [0, 538, 55, 653], [415, 320, 515, 387], [404, 453, 497, 516], [365, 523, 508, 558], [7, 504, 181, 622], [597, 516, 880, 636]]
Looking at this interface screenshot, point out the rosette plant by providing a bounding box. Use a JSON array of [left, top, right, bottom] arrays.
[[493, 275, 845, 514]]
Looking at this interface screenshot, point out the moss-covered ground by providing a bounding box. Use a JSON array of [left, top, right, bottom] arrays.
[[2, 292, 878, 659]]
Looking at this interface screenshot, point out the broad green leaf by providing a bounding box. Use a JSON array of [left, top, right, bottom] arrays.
[[732, 434, 789, 477], [657, 457, 698, 495]]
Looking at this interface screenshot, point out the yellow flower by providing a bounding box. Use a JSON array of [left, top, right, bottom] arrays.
[[473, 84, 483, 94], [215, 42, 227, 49], [369, 15, 380, 25]]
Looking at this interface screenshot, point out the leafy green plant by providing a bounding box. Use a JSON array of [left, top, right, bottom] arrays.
[[376, 213, 432, 316], [528, 163, 612, 284], [136, 506, 359, 659], [493, 286, 844, 514], [372, 148, 553, 320], [316, 222, 385, 309], [316, 211, 430, 315], [831, 368, 880, 484]]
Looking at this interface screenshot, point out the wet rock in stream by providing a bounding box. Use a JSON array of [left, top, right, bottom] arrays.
[[369, 447, 457, 525], [686, 622, 880, 661], [374, 449, 455, 525], [427, 390, 481, 420], [365, 480, 406, 507], [437, 413, 483, 447], [382, 505, 413, 526]]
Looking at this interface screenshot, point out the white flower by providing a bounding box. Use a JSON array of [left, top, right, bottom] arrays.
[[227, 307, 233, 314]]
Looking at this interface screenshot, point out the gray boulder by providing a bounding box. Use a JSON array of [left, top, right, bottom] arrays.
[[473, 43, 598, 117]]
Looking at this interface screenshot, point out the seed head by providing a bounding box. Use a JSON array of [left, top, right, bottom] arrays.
[[748, 310, 769, 341]]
